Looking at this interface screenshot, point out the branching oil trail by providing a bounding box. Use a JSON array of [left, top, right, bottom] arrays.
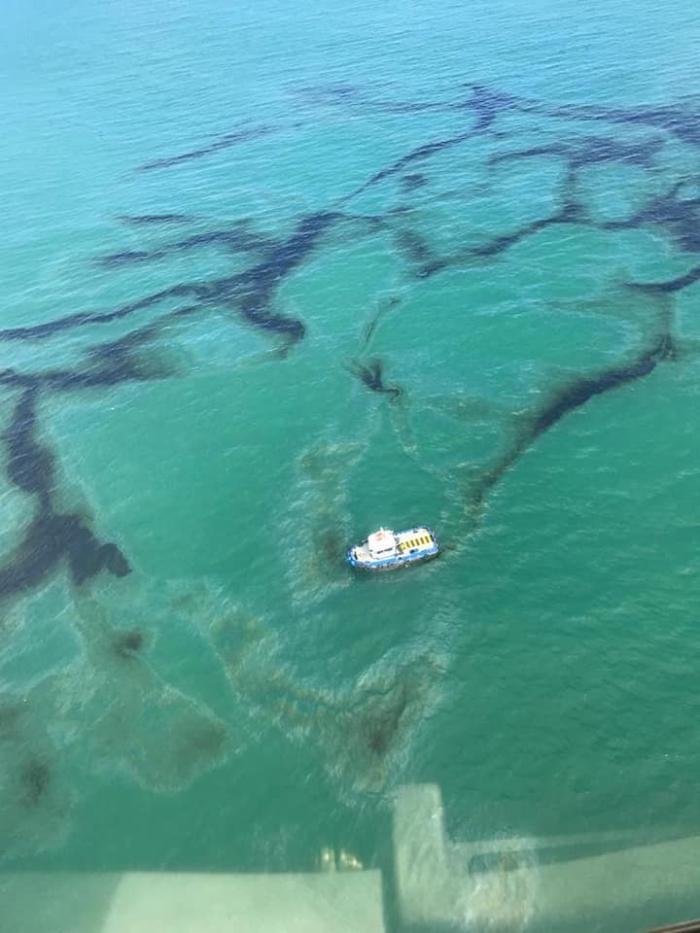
[[300, 82, 524, 124], [308, 84, 698, 523], [469, 331, 675, 518], [631, 265, 700, 293], [293, 81, 458, 114], [0, 206, 354, 599], [136, 124, 277, 172], [393, 228, 433, 265], [343, 126, 479, 201], [0, 389, 130, 598], [416, 215, 572, 278], [400, 173, 428, 192], [347, 358, 402, 401], [0, 212, 346, 347], [98, 226, 274, 268], [415, 197, 584, 279], [330, 85, 526, 205], [0, 285, 203, 343], [1, 81, 698, 602], [534, 100, 700, 150], [603, 179, 700, 253], [362, 295, 402, 350], [488, 135, 664, 170]]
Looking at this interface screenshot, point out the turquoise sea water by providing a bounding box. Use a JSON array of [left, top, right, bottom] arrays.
[[2, 0, 700, 929]]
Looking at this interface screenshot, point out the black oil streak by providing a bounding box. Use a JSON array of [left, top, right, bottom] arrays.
[[0, 82, 697, 603], [470, 215, 560, 258], [3, 213, 343, 347], [489, 135, 664, 170], [461, 84, 526, 121], [295, 83, 365, 105], [2, 386, 55, 507], [83, 306, 195, 372], [312, 82, 522, 123], [544, 101, 700, 150], [472, 334, 674, 510], [137, 125, 276, 172], [362, 685, 409, 757], [118, 214, 193, 226], [401, 173, 428, 192], [113, 630, 144, 659], [0, 390, 130, 598], [224, 210, 343, 342], [20, 758, 50, 807], [349, 358, 402, 401], [395, 228, 433, 264], [628, 265, 700, 294], [603, 180, 700, 253], [99, 227, 273, 268], [320, 529, 344, 565], [347, 127, 477, 199], [297, 83, 451, 114], [416, 164, 588, 277], [363, 296, 401, 348], [0, 285, 204, 343], [417, 214, 566, 278], [0, 704, 24, 736]]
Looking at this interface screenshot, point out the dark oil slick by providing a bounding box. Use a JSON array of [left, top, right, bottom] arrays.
[[400, 173, 428, 192], [112, 630, 145, 660], [0, 388, 129, 598], [118, 214, 194, 226], [98, 225, 275, 269], [19, 758, 51, 809], [2, 80, 700, 603], [348, 358, 402, 401], [136, 124, 277, 173], [470, 331, 675, 513]]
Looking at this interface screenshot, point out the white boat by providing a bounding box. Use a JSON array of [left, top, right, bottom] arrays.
[[346, 526, 439, 572]]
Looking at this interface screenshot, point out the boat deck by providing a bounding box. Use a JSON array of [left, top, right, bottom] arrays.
[[349, 526, 438, 569]]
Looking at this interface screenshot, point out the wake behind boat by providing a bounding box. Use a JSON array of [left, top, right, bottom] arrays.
[[347, 526, 439, 572]]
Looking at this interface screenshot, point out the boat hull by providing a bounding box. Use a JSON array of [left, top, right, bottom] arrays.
[[347, 549, 439, 572], [346, 528, 439, 571]]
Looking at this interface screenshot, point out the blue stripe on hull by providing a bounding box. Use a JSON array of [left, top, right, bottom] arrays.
[[347, 546, 439, 572]]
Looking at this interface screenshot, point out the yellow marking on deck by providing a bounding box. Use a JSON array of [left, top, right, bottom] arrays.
[[397, 533, 434, 552]]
